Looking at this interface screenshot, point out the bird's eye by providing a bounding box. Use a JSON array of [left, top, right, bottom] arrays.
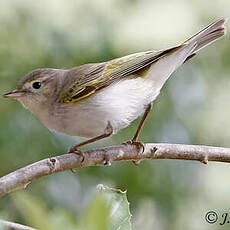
[[32, 82, 42, 89]]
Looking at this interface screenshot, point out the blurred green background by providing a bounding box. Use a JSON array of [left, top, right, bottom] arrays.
[[0, 0, 229, 229]]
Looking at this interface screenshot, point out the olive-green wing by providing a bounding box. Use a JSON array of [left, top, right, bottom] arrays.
[[59, 63, 107, 103], [59, 46, 180, 103], [103, 48, 175, 79]]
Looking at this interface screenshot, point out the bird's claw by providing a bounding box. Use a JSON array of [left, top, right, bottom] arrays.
[[123, 140, 145, 166], [123, 140, 145, 154], [68, 147, 85, 163]]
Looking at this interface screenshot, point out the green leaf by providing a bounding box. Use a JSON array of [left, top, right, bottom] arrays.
[[79, 184, 132, 230]]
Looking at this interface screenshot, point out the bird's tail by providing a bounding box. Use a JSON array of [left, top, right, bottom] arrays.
[[146, 18, 227, 90], [184, 18, 227, 56]]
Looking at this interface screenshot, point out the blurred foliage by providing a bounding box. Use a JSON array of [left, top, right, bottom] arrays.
[[1, 185, 131, 230], [0, 0, 229, 230]]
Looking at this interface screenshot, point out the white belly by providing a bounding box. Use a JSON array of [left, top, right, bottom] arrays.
[[50, 77, 159, 137]]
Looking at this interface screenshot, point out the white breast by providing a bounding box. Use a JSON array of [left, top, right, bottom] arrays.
[[53, 76, 159, 137]]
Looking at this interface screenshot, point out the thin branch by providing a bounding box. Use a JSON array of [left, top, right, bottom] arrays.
[[1, 142, 230, 196], [0, 219, 36, 230]]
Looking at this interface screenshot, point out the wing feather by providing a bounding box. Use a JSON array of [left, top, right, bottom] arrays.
[[58, 46, 180, 103]]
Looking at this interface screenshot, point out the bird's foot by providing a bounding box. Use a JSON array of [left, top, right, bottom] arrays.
[[122, 140, 145, 165], [123, 140, 145, 153], [68, 146, 85, 163]]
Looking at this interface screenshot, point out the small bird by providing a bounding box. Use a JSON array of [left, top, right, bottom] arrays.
[[3, 18, 227, 157]]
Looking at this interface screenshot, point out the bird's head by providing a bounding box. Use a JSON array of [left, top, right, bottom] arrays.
[[3, 68, 64, 111]]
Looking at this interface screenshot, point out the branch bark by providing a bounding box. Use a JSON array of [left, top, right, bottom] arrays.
[[1, 142, 230, 196], [0, 219, 36, 230]]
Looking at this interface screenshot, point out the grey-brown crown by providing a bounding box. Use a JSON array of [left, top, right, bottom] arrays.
[[17, 68, 59, 90]]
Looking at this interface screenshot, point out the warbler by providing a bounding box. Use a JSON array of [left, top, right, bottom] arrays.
[[3, 19, 227, 156]]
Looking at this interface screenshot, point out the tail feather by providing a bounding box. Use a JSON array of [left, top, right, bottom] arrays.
[[184, 18, 227, 54], [147, 19, 227, 88]]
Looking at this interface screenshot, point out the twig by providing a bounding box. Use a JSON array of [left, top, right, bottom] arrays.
[[0, 219, 36, 230], [1, 142, 230, 196]]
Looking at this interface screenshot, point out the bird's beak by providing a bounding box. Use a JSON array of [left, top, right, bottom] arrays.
[[3, 90, 26, 99]]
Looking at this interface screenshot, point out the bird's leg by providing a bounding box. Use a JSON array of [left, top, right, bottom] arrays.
[[124, 103, 152, 165], [132, 103, 152, 142], [68, 122, 113, 162]]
